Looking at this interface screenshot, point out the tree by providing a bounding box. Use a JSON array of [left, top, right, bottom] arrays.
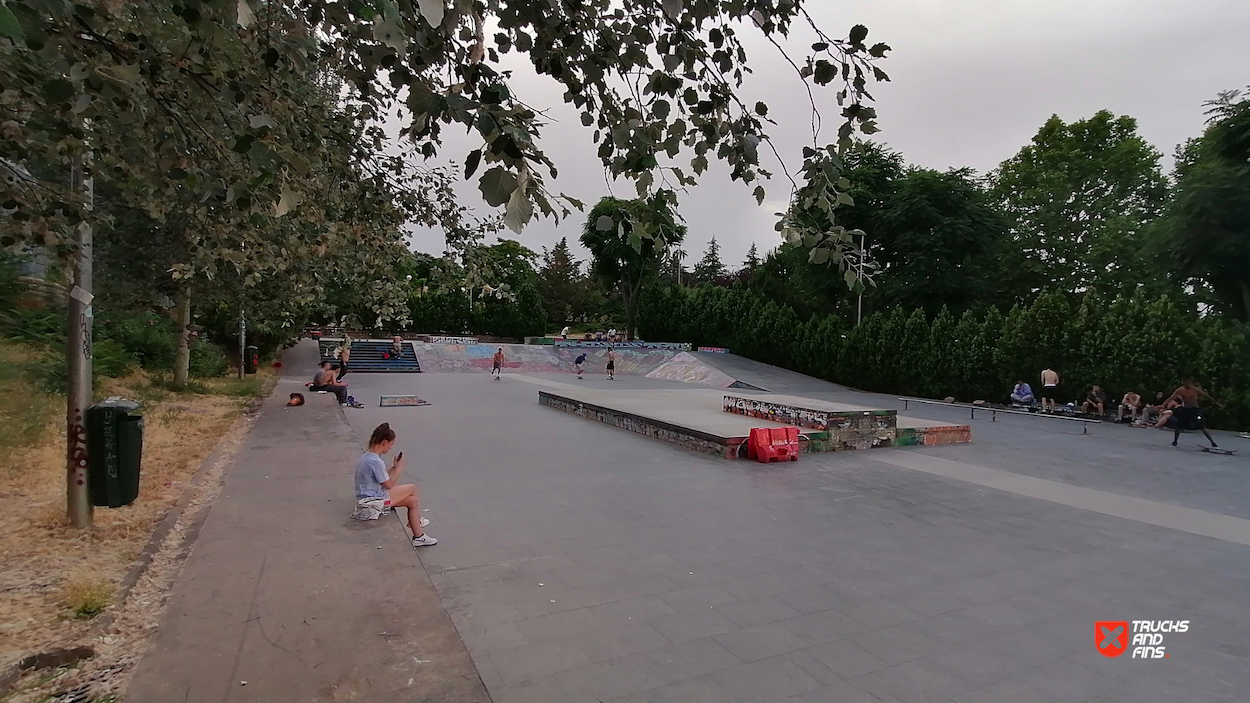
[[580, 193, 686, 339], [1152, 89, 1250, 321], [1, 1, 889, 256], [692, 236, 727, 284], [871, 167, 1005, 315], [990, 111, 1170, 299], [743, 243, 761, 270], [538, 238, 583, 324], [658, 248, 689, 286]]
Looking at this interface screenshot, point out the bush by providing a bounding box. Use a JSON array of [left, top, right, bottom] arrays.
[[96, 310, 177, 370], [93, 338, 138, 378], [639, 284, 1250, 429], [189, 338, 229, 377]]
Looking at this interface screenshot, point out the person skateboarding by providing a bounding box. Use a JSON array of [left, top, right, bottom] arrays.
[[574, 352, 587, 379], [492, 347, 504, 380], [606, 348, 616, 380], [1166, 379, 1220, 449]]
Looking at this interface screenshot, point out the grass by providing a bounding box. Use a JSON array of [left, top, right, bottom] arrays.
[[0, 340, 276, 675], [63, 580, 112, 620]]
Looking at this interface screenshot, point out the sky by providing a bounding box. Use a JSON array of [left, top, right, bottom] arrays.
[[400, 0, 1250, 268]]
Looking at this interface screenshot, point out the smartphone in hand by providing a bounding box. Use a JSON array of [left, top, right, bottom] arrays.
[[396, 451, 404, 461]]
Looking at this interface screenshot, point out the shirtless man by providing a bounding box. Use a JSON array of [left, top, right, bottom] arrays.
[[311, 361, 349, 404], [1039, 368, 1061, 413], [1166, 379, 1219, 449], [492, 347, 504, 380], [606, 348, 616, 380]]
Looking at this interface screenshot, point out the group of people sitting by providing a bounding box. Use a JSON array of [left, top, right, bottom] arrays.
[[1009, 378, 1221, 447], [557, 325, 626, 343]]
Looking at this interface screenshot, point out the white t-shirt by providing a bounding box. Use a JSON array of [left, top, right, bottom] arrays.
[[560, 326, 570, 337]]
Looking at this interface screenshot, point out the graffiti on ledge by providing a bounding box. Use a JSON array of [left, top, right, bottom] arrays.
[[553, 340, 691, 351]]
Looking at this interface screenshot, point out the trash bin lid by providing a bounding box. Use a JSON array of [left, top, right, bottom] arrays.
[[92, 397, 141, 413]]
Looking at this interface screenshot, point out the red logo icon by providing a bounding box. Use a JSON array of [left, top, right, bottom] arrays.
[[1096, 621, 1129, 658]]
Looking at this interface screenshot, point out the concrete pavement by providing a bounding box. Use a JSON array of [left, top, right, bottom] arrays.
[[126, 341, 488, 703], [337, 363, 1250, 703], [131, 341, 1250, 702]]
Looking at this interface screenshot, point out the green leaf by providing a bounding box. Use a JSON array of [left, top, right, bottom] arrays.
[[236, 0, 255, 28], [503, 185, 534, 234], [754, 101, 768, 117], [0, 5, 24, 42], [813, 60, 835, 86], [849, 25, 868, 44], [416, 0, 445, 27], [464, 149, 482, 179], [373, 18, 407, 52], [42, 79, 74, 105], [595, 215, 614, 231], [652, 100, 670, 120], [869, 42, 891, 58], [662, 0, 682, 20], [810, 247, 830, 265], [753, 186, 765, 205], [478, 166, 516, 207]]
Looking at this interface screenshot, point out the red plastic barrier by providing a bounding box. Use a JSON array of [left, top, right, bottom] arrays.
[[747, 427, 799, 463]]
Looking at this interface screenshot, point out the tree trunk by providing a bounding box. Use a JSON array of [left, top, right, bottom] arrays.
[[173, 281, 192, 387]]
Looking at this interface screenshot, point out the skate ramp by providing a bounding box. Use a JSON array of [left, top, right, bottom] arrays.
[[413, 344, 754, 389], [415, 343, 682, 377], [692, 352, 847, 394]]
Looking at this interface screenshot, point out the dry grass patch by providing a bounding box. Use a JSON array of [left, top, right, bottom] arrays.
[[0, 346, 274, 677]]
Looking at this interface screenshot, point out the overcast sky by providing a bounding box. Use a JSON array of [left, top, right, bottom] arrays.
[[401, 0, 1250, 268]]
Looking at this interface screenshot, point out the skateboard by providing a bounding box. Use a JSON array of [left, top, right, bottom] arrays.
[[1198, 446, 1237, 455]]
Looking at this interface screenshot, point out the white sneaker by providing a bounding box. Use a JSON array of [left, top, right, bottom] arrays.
[[412, 533, 438, 547], [420, 517, 430, 528]]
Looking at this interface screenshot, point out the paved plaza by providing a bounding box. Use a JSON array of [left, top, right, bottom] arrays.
[[337, 353, 1250, 703], [130, 341, 1250, 702]]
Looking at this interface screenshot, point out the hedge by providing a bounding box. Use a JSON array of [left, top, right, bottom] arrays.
[[637, 285, 1250, 429]]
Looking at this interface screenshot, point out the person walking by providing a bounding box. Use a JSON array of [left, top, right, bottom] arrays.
[[606, 348, 616, 380], [353, 423, 437, 546], [336, 334, 352, 381], [1039, 368, 1061, 413]]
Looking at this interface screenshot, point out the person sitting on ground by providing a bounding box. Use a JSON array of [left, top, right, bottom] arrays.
[[1117, 391, 1142, 423], [1081, 385, 1110, 416], [1010, 380, 1035, 405], [311, 361, 349, 405], [352, 423, 437, 546]]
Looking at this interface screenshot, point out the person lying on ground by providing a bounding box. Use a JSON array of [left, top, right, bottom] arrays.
[[1117, 391, 1142, 423], [1081, 385, 1110, 415], [353, 422, 437, 546], [1166, 379, 1220, 449], [1138, 392, 1167, 425], [311, 361, 349, 404], [1010, 381, 1035, 404], [1152, 397, 1181, 429]]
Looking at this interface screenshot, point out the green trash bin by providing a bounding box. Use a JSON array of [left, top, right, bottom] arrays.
[[87, 398, 144, 508]]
